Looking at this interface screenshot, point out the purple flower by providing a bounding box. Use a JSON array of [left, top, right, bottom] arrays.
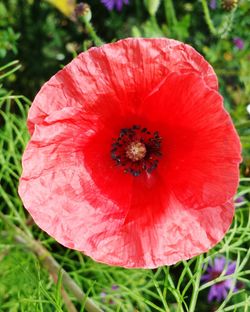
[[235, 196, 245, 204], [111, 284, 119, 290], [101, 0, 129, 11], [100, 291, 107, 298], [209, 0, 217, 10], [201, 257, 237, 302], [233, 37, 244, 50], [100, 285, 120, 305]]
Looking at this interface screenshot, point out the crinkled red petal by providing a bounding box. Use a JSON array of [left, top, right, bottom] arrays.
[[19, 38, 241, 268], [142, 72, 241, 207], [19, 133, 234, 268], [27, 38, 218, 134]]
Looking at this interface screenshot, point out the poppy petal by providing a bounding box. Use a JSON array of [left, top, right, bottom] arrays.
[[27, 38, 218, 134], [142, 72, 241, 207], [19, 108, 234, 267], [214, 257, 226, 272], [19, 38, 240, 268]]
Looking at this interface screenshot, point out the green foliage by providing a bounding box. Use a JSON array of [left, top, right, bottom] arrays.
[[0, 3, 20, 58], [0, 245, 59, 312], [0, 27, 20, 58]]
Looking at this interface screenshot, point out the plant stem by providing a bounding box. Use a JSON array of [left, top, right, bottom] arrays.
[[166, 269, 185, 312], [163, 0, 177, 35], [201, 0, 217, 35], [189, 255, 204, 312], [150, 15, 159, 29], [151, 271, 170, 312], [83, 20, 104, 46], [50, 270, 78, 312], [218, 7, 237, 38]]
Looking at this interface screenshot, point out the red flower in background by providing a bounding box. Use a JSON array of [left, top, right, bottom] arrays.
[[19, 38, 241, 268]]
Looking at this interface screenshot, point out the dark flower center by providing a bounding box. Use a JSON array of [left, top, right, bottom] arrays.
[[209, 270, 226, 286], [211, 270, 221, 280], [111, 125, 162, 176]]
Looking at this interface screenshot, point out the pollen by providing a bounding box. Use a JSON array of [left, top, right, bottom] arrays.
[[126, 141, 147, 162]]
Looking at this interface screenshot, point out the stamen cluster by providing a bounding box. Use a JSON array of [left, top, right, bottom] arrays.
[[111, 125, 162, 176], [221, 0, 238, 11]]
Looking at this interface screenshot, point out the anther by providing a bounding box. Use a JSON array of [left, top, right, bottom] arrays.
[[111, 125, 162, 176]]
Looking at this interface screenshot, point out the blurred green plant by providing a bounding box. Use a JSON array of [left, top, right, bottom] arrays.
[[0, 27, 20, 58], [0, 3, 20, 58], [0, 0, 249, 103]]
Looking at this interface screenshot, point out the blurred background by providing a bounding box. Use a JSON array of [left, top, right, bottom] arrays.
[[0, 1, 249, 98]]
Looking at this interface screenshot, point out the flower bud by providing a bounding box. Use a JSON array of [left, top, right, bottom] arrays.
[[144, 0, 161, 16], [74, 2, 92, 23], [221, 0, 238, 11]]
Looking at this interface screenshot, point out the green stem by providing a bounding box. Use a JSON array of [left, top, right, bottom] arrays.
[[0, 190, 32, 237], [201, 0, 217, 35], [0, 60, 19, 72], [83, 20, 104, 46], [166, 270, 185, 312], [201, 0, 238, 38], [163, 0, 177, 34], [150, 14, 159, 29], [151, 271, 170, 312], [0, 64, 22, 80], [218, 7, 237, 38], [189, 255, 204, 312]]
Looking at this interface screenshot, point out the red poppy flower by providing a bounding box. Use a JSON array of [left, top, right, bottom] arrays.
[[19, 38, 241, 268]]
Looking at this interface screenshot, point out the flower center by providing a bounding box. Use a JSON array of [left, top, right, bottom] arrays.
[[126, 141, 146, 162], [211, 271, 221, 280], [111, 125, 162, 176]]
